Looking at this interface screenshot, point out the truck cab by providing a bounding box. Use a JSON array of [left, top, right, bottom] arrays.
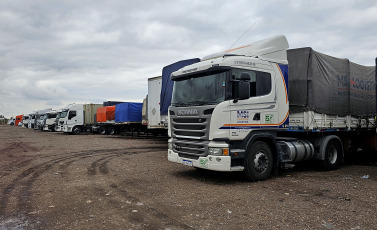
[[62, 103, 101, 134], [62, 104, 84, 134], [15, 115, 23, 127], [168, 35, 289, 178], [28, 113, 36, 128], [22, 115, 30, 127], [43, 110, 57, 131]]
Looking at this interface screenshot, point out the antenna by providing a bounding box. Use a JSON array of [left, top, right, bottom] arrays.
[[226, 23, 256, 54]]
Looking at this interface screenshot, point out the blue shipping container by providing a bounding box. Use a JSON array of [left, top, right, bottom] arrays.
[[115, 102, 143, 123], [160, 58, 200, 115]]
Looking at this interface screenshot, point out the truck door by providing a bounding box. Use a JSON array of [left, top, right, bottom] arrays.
[[229, 69, 276, 139], [67, 110, 77, 127]]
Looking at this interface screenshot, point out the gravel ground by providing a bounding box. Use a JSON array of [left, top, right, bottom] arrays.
[[0, 125, 376, 230]]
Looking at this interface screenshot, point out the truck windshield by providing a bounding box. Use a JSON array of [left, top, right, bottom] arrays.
[[60, 111, 68, 118], [171, 71, 227, 106]]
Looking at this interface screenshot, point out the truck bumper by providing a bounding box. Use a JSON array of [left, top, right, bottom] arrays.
[[168, 150, 234, 171], [62, 125, 71, 132]]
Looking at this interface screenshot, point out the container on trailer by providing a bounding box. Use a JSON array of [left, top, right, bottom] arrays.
[[83, 104, 102, 125], [96, 106, 116, 123], [115, 102, 143, 123]]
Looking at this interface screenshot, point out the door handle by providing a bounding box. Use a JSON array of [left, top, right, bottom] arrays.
[[253, 113, 260, 121]]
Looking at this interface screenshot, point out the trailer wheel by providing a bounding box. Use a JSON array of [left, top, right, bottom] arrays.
[[320, 139, 342, 170], [244, 141, 273, 181], [107, 127, 115, 135], [98, 127, 106, 135], [72, 126, 81, 135]]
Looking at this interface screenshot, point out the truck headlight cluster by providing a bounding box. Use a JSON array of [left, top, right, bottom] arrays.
[[208, 148, 229, 156], [168, 143, 173, 150]]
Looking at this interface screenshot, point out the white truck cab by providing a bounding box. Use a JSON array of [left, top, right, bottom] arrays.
[[43, 110, 57, 131], [62, 103, 101, 134]]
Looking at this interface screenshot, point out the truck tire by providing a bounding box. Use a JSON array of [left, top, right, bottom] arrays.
[[107, 127, 115, 135], [320, 139, 342, 170], [98, 127, 106, 135], [244, 141, 273, 181], [72, 126, 81, 135]]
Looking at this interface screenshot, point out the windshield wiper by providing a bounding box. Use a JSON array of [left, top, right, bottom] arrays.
[[172, 102, 189, 107]]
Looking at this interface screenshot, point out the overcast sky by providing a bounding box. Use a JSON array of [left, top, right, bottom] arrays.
[[1, 0, 376, 118]]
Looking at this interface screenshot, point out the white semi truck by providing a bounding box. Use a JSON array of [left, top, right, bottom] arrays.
[[61, 103, 102, 134], [167, 35, 376, 181], [43, 110, 57, 131]]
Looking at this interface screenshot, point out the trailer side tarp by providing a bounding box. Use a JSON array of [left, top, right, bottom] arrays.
[[288, 48, 376, 116], [96, 106, 115, 122], [115, 103, 143, 123], [160, 58, 200, 115]]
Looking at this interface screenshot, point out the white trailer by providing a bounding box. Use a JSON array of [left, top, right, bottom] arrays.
[[147, 76, 167, 132]]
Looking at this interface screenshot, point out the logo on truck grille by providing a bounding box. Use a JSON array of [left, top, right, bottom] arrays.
[[177, 109, 199, 116]]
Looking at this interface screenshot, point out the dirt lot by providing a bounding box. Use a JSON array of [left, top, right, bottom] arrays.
[[0, 125, 376, 230]]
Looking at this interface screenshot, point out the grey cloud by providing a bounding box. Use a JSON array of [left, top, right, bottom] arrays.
[[0, 0, 376, 117]]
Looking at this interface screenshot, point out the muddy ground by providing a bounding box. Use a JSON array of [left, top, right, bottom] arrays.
[[0, 125, 376, 230]]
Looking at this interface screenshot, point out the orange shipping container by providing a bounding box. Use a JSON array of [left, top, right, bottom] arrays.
[[96, 106, 115, 122]]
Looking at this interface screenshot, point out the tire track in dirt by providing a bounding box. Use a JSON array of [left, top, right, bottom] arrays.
[[87, 155, 119, 176], [0, 149, 117, 216], [0, 146, 167, 216]]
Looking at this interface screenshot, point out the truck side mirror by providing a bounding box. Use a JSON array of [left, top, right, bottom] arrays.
[[233, 72, 251, 103], [238, 81, 250, 100]]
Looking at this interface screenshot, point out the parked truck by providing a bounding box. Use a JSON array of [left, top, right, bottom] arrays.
[[62, 103, 102, 134], [33, 108, 53, 130], [167, 35, 376, 181], [43, 110, 57, 131], [15, 115, 23, 127], [21, 115, 30, 127], [28, 113, 36, 128]]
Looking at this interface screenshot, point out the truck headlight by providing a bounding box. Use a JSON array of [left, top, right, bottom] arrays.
[[168, 143, 173, 150], [209, 148, 229, 156]]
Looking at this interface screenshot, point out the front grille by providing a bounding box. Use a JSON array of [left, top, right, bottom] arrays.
[[173, 139, 209, 158], [171, 106, 213, 158]]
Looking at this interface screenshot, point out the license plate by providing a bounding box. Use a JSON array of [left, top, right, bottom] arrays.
[[182, 159, 193, 166]]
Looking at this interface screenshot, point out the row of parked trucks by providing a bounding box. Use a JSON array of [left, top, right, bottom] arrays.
[[12, 58, 200, 136], [9, 35, 377, 181]]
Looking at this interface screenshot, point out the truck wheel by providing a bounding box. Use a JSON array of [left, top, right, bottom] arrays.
[[72, 126, 81, 135], [107, 127, 115, 135], [320, 139, 342, 170], [99, 127, 106, 135], [244, 141, 273, 181]]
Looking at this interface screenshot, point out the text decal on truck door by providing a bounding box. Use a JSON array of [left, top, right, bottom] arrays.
[[237, 111, 249, 123], [265, 114, 274, 124]]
